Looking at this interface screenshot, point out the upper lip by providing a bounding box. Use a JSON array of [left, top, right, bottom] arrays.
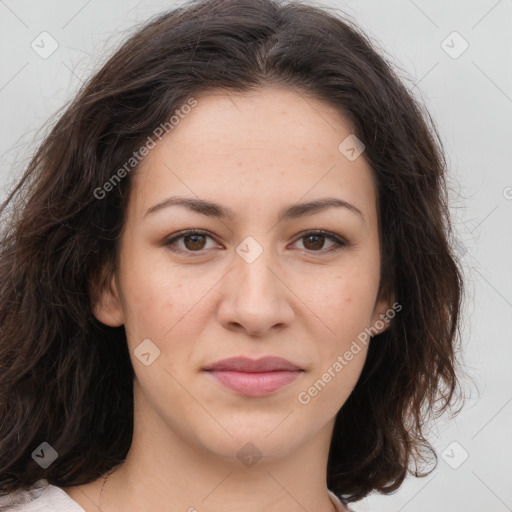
[[203, 356, 303, 372]]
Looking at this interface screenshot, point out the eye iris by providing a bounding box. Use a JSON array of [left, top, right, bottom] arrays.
[[303, 234, 324, 250], [184, 234, 206, 250]]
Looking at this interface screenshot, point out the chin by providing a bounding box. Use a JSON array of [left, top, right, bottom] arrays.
[[190, 416, 308, 463]]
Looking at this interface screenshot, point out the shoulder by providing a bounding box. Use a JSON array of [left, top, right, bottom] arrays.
[[0, 479, 85, 511]]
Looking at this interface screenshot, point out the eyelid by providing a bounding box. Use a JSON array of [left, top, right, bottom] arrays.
[[163, 229, 348, 256]]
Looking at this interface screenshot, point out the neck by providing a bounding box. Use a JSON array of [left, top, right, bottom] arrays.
[[97, 387, 337, 512]]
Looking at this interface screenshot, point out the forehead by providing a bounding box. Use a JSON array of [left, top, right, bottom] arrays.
[[130, 87, 377, 225]]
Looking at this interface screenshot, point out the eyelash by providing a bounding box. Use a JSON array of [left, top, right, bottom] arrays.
[[163, 229, 347, 257]]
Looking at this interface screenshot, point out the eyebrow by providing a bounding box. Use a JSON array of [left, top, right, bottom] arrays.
[[144, 195, 366, 227]]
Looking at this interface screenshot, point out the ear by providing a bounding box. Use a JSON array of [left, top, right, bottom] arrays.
[[90, 264, 124, 327], [369, 292, 396, 336]]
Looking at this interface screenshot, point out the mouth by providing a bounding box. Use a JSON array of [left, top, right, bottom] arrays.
[[202, 356, 304, 397]]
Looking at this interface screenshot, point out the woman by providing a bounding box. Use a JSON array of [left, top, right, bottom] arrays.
[[0, 0, 465, 510]]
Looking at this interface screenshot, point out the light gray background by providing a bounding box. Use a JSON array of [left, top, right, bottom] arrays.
[[1, 1, 511, 511]]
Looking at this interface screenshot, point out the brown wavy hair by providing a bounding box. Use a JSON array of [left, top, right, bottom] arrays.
[[0, 0, 466, 503]]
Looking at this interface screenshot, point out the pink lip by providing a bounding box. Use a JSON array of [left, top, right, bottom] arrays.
[[203, 357, 304, 397]]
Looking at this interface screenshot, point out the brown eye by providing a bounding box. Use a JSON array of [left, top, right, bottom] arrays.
[[294, 230, 347, 253], [164, 230, 216, 255]]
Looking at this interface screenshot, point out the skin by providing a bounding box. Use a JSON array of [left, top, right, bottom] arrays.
[[62, 86, 391, 512]]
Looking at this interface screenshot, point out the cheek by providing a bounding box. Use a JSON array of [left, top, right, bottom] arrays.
[[116, 246, 178, 339], [298, 275, 372, 413], [319, 269, 379, 332], [119, 251, 215, 359]]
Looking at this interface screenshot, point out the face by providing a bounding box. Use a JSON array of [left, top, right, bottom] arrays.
[[94, 86, 391, 463]]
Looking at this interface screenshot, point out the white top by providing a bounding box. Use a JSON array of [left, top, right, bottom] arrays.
[[0, 479, 351, 511], [0, 480, 84, 511]]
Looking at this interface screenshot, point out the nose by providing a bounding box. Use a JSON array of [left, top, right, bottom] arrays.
[[216, 243, 295, 337]]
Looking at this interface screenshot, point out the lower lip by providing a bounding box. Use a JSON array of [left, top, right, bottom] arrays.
[[205, 370, 303, 396]]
